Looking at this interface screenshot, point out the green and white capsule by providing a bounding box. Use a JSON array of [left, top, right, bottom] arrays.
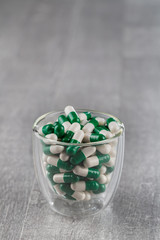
[[53, 184, 65, 195], [96, 144, 111, 154], [66, 130, 84, 155], [59, 152, 70, 162], [60, 183, 85, 201], [46, 164, 60, 174], [70, 146, 96, 165], [43, 144, 64, 155], [82, 118, 99, 133], [58, 115, 71, 132], [93, 117, 106, 126], [99, 165, 107, 174], [71, 180, 99, 191], [83, 133, 106, 142], [53, 172, 79, 183], [79, 112, 91, 121], [73, 166, 100, 179], [83, 191, 92, 201], [106, 166, 114, 174], [107, 117, 120, 134], [54, 123, 65, 138], [84, 154, 110, 168], [62, 122, 81, 142], [94, 126, 113, 139], [38, 123, 54, 136], [65, 106, 80, 123], [93, 184, 106, 194], [47, 172, 56, 186], [47, 156, 74, 171], [104, 157, 115, 167]]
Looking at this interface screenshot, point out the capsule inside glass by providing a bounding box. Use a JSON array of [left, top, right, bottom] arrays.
[[32, 109, 125, 217]]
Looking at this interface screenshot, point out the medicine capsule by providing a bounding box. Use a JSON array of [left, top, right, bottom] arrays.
[[83, 154, 110, 168], [106, 166, 114, 174], [43, 145, 64, 155], [99, 165, 107, 174], [42, 133, 58, 145], [62, 122, 81, 142], [60, 183, 85, 201], [46, 164, 60, 174], [54, 123, 65, 138], [73, 166, 100, 179], [83, 191, 92, 201], [66, 130, 84, 155], [47, 172, 56, 186], [53, 172, 79, 183], [82, 118, 99, 133], [71, 180, 99, 191], [38, 123, 54, 136], [93, 117, 106, 126], [59, 152, 70, 162], [83, 133, 106, 142], [104, 157, 115, 167], [80, 119, 88, 129], [79, 112, 91, 121], [64, 194, 75, 200], [65, 106, 80, 123], [97, 174, 108, 184], [106, 117, 120, 133], [47, 156, 74, 171], [70, 146, 96, 165], [53, 121, 59, 128], [94, 126, 113, 139], [96, 144, 111, 154], [53, 184, 65, 195], [93, 184, 106, 194], [58, 115, 71, 132]]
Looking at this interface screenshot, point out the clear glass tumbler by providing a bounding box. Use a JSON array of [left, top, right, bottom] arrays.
[[32, 110, 125, 217]]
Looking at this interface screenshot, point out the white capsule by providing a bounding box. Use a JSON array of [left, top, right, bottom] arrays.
[[79, 113, 87, 121], [71, 181, 86, 191], [73, 166, 88, 177], [96, 144, 111, 154], [54, 184, 65, 195], [82, 123, 95, 133], [100, 129, 114, 139], [83, 156, 99, 168], [99, 165, 107, 174], [42, 153, 48, 162], [53, 173, 65, 183], [108, 121, 120, 134], [109, 149, 116, 158], [72, 130, 84, 142], [97, 174, 108, 184], [84, 191, 91, 201], [68, 122, 81, 132], [83, 133, 91, 142], [82, 146, 96, 158], [72, 191, 86, 201], [47, 156, 59, 166], [50, 145, 64, 154], [43, 133, 58, 144], [104, 157, 115, 167], [65, 106, 77, 116], [59, 152, 69, 162], [94, 117, 106, 126]]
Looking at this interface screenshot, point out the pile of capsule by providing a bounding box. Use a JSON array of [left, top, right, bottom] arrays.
[[39, 106, 120, 201]]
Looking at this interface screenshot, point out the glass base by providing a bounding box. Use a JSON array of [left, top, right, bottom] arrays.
[[49, 197, 104, 218]]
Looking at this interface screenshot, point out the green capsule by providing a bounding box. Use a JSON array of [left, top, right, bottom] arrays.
[[42, 124, 54, 135], [53, 121, 59, 128], [67, 112, 80, 124], [83, 112, 91, 120], [54, 123, 65, 138], [57, 159, 74, 171], [66, 139, 80, 156], [106, 166, 114, 174], [97, 153, 110, 164], [106, 117, 116, 125], [46, 164, 60, 174], [89, 133, 106, 142], [94, 126, 107, 134], [60, 183, 74, 195], [89, 118, 99, 127], [93, 164, 102, 169], [47, 172, 56, 185], [61, 130, 73, 142], [93, 184, 106, 194], [87, 168, 100, 179]]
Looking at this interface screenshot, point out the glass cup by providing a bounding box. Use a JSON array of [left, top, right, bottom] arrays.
[[32, 110, 125, 217]]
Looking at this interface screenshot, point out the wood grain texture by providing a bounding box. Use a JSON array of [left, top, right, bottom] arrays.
[[0, 0, 160, 239]]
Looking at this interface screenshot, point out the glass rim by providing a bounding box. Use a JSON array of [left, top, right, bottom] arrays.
[[32, 109, 124, 146]]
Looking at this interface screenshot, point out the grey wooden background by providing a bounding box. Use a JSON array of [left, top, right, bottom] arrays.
[[1, 0, 160, 239]]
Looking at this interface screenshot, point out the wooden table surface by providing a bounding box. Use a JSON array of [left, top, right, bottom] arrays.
[[0, 0, 160, 239]]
